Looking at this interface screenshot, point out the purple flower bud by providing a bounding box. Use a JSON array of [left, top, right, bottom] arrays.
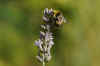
[[43, 16, 49, 22], [44, 8, 49, 15], [35, 40, 40, 46], [35, 39, 43, 47], [40, 31, 45, 39], [48, 8, 53, 15]]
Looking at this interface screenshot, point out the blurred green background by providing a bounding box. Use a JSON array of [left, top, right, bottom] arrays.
[[0, 0, 100, 66]]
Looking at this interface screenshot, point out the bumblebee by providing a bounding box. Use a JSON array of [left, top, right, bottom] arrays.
[[53, 10, 66, 26], [43, 8, 66, 27]]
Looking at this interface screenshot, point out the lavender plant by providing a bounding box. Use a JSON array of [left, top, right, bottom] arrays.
[[35, 8, 66, 66]]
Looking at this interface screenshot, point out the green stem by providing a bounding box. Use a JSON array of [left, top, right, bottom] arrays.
[[43, 61, 45, 66], [43, 54, 45, 66]]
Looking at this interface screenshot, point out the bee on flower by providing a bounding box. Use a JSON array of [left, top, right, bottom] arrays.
[[43, 8, 66, 27], [34, 8, 67, 65]]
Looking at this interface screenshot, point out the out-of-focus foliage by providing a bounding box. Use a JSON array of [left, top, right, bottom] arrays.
[[0, 0, 100, 66]]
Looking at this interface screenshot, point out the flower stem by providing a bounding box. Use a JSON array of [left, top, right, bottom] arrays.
[[43, 61, 45, 66], [43, 54, 45, 66]]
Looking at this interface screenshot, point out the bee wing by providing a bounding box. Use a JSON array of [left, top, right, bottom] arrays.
[[63, 17, 72, 24]]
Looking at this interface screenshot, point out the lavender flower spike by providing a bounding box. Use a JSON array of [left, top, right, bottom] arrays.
[[34, 8, 66, 66]]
